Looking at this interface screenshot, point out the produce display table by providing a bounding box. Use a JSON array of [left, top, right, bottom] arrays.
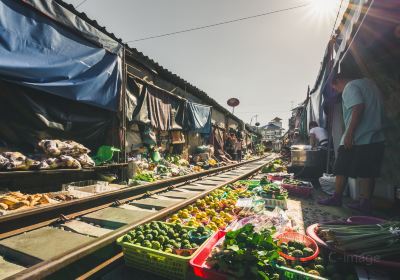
[[0, 163, 128, 192], [114, 164, 393, 280], [0, 163, 128, 177]]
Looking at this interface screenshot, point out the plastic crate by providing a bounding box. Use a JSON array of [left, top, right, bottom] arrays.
[[117, 223, 200, 280], [190, 230, 228, 280], [237, 180, 260, 189], [190, 230, 325, 280], [281, 182, 313, 198], [264, 197, 288, 210], [275, 265, 328, 280], [267, 173, 292, 181]]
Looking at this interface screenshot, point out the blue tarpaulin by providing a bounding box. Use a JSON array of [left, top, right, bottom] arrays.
[[0, 0, 121, 111], [187, 102, 212, 134]]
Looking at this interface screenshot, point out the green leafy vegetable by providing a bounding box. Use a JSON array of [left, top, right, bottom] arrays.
[[207, 224, 280, 279], [133, 170, 156, 182]]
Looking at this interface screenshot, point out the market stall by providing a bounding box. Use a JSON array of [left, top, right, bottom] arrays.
[[301, 0, 400, 202], [116, 156, 397, 280], [0, 0, 122, 148], [122, 77, 232, 185], [0, 0, 125, 188], [209, 125, 229, 163]]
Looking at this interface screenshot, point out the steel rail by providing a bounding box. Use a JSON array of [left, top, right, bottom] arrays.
[[0, 156, 267, 239], [5, 155, 274, 280]]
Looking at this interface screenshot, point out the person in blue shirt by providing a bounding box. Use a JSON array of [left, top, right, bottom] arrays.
[[318, 72, 385, 214]]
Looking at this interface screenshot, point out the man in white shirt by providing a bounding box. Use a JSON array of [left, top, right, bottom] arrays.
[[309, 121, 328, 148]]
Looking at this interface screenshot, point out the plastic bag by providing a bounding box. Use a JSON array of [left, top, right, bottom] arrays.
[[76, 153, 95, 168], [232, 207, 292, 234], [2, 152, 28, 170], [0, 155, 8, 169], [25, 158, 41, 170], [38, 140, 64, 156], [39, 139, 91, 157], [38, 159, 51, 170], [63, 140, 90, 156], [151, 150, 161, 162], [59, 155, 81, 169], [319, 173, 336, 195]]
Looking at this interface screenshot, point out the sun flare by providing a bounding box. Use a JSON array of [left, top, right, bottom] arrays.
[[309, 0, 340, 20]]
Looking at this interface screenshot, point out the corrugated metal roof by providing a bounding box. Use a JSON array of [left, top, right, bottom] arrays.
[[53, 0, 243, 125], [261, 123, 282, 131]]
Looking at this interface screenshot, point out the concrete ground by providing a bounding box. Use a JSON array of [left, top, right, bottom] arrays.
[[0, 257, 25, 279]]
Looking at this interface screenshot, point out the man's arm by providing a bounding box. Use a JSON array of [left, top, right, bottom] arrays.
[[344, 103, 365, 149]]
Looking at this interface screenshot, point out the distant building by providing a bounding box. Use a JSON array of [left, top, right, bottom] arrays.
[[270, 117, 283, 128], [258, 117, 285, 142], [261, 123, 283, 141]]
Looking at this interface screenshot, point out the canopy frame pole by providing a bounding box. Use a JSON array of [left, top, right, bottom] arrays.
[[121, 47, 127, 164], [326, 104, 333, 173]]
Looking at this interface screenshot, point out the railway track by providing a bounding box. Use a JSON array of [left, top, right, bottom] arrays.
[[0, 155, 275, 280]]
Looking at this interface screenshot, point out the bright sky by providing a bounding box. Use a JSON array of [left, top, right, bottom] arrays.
[[66, 0, 348, 129]]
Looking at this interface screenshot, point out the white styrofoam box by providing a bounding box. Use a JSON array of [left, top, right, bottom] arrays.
[[347, 178, 394, 201], [373, 178, 395, 201], [348, 177, 359, 200]]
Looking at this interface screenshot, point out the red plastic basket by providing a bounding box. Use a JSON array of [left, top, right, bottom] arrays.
[[307, 221, 400, 269], [346, 216, 386, 225], [267, 173, 291, 181], [189, 231, 228, 280], [276, 231, 319, 262], [281, 182, 313, 198]]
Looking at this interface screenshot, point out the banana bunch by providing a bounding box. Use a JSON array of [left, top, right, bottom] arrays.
[[0, 192, 52, 211]]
